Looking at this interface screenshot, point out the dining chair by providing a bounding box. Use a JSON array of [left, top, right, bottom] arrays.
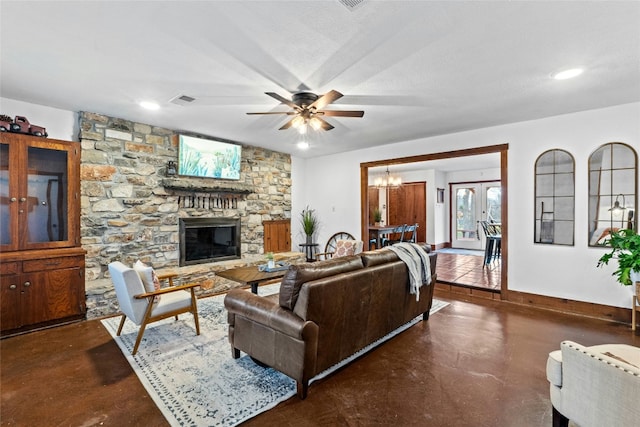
[[383, 224, 407, 246], [403, 223, 418, 243], [480, 221, 501, 266]]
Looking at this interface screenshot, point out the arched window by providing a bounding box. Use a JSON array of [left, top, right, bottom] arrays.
[[588, 142, 637, 246], [534, 149, 575, 245]]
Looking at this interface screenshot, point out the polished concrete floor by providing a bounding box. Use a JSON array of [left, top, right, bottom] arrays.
[[2, 290, 637, 427]]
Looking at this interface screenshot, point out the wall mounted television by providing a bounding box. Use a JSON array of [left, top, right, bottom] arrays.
[[178, 134, 242, 180]]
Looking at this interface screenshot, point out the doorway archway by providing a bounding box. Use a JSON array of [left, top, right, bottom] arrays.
[[360, 144, 508, 298]]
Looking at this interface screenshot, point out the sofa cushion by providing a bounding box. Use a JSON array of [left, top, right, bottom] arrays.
[[279, 255, 364, 310], [133, 260, 161, 303]]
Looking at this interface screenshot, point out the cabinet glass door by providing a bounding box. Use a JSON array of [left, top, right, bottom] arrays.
[[0, 135, 78, 251], [0, 142, 18, 250], [26, 145, 69, 245]]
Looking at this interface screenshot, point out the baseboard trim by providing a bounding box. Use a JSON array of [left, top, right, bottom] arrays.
[[434, 282, 632, 324], [505, 289, 631, 324], [431, 242, 450, 251]]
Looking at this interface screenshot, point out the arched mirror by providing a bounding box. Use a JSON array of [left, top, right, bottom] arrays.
[[534, 149, 575, 245], [588, 142, 637, 246]]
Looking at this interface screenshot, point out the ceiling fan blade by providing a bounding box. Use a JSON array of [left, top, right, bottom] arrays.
[[315, 116, 335, 131], [246, 111, 296, 115], [319, 110, 364, 117], [278, 117, 297, 130], [265, 92, 301, 110], [309, 90, 343, 110]]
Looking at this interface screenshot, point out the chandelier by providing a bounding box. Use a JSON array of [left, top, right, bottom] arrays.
[[374, 166, 402, 188]]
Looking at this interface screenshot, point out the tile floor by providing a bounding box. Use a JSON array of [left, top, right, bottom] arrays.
[[435, 251, 501, 291]]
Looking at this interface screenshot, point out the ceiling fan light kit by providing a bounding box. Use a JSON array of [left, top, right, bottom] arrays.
[[247, 90, 364, 132]]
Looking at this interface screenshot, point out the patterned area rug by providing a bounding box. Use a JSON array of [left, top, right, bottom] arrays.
[[101, 284, 449, 426]]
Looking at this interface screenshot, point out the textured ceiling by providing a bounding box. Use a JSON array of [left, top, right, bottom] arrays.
[[1, 1, 639, 159]]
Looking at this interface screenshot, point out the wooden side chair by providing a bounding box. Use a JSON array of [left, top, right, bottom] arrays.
[[383, 224, 407, 246], [403, 223, 419, 243], [108, 261, 200, 355], [316, 232, 362, 260]]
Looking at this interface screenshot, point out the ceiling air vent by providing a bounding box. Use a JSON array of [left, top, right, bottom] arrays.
[[338, 0, 366, 11], [169, 94, 196, 106]]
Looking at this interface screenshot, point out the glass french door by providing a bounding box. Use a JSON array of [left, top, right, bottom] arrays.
[[451, 181, 501, 250]]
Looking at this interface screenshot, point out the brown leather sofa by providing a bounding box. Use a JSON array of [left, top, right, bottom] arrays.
[[223, 246, 437, 399]]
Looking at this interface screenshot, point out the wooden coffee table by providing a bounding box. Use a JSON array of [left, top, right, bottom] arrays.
[[216, 265, 288, 294]]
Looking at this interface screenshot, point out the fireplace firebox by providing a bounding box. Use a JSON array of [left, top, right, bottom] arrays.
[[179, 218, 241, 266]]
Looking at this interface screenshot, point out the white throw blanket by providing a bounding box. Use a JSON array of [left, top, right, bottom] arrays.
[[387, 243, 432, 301]]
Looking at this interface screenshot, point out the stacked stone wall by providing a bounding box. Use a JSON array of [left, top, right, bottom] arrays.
[[78, 112, 293, 318]]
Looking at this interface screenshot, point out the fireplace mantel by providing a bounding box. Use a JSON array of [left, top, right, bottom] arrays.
[[161, 178, 253, 194]]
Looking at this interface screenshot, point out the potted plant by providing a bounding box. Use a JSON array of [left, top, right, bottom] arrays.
[[597, 228, 640, 291], [373, 207, 382, 226], [300, 205, 318, 244], [265, 252, 275, 269]]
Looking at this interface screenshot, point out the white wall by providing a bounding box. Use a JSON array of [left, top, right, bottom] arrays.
[[433, 170, 447, 244], [6, 96, 640, 308], [447, 167, 501, 183], [290, 155, 307, 248], [1, 97, 77, 141], [298, 102, 640, 309]]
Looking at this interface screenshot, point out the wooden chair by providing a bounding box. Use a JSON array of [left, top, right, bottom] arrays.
[[383, 224, 407, 246], [403, 223, 419, 243], [108, 261, 200, 355], [316, 232, 361, 260]]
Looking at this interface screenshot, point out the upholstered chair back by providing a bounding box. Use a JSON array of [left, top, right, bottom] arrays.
[[108, 261, 149, 325]]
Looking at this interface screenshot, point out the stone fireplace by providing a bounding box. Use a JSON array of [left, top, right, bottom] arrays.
[[180, 217, 241, 265], [78, 112, 296, 319]]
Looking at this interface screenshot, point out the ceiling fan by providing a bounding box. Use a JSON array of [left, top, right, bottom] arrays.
[[246, 90, 364, 132]]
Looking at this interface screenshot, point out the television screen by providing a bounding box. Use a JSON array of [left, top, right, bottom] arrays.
[[178, 134, 242, 180]]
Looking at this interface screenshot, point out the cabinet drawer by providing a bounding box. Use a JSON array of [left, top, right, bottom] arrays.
[[0, 262, 20, 275], [23, 256, 83, 272]]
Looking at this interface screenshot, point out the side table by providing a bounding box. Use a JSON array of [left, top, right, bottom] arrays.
[[299, 243, 318, 262]]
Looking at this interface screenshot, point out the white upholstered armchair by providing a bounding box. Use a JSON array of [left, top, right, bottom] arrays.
[[108, 261, 200, 355], [546, 340, 640, 427]]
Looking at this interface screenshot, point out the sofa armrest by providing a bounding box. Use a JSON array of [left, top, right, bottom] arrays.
[[224, 288, 311, 339]]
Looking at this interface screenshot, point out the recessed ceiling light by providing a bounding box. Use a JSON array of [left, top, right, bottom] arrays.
[[139, 101, 160, 110], [297, 141, 309, 150], [552, 68, 584, 80]]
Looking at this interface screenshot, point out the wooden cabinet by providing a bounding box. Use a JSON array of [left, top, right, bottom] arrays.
[[388, 182, 427, 243], [263, 219, 291, 253], [1, 250, 85, 331], [0, 133, 85, 335], [368, 186, 380, 224]]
